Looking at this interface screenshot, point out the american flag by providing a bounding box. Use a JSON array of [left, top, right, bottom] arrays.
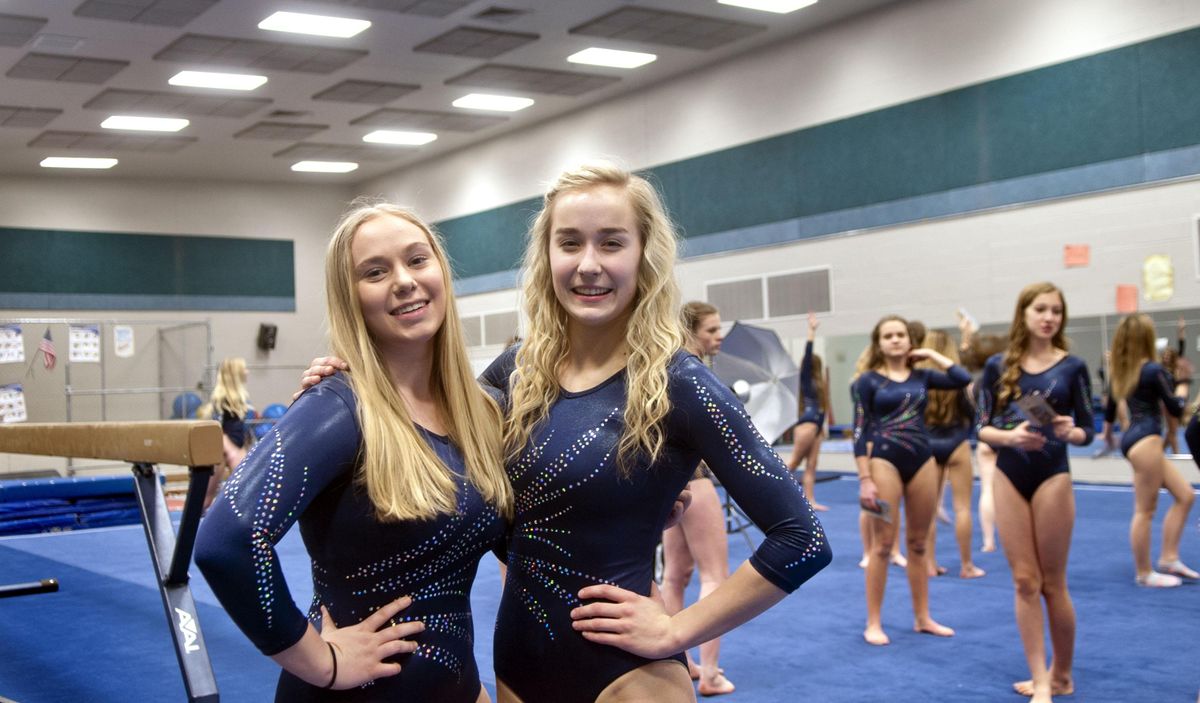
[[39, 328, 56, 371]]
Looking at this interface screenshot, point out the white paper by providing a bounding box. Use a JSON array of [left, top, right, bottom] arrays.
[[0, 383, 27, 423], [113, 325, 135, 358], [0, 325, 24, 364], [69, 324, 101, 363]]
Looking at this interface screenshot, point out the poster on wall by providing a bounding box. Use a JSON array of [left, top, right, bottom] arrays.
[[1142, 254, 1173, 302], [69, 324, 101, 363], [0, 383, 27, 423], [0, 325, 23, 364], [113, 325, 135, 358]]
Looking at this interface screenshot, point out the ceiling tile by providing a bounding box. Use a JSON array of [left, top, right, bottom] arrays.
[[29, 129, 196, 152], [273, 142, 400, 162], [74, 0, 218, 27], [234, 121, 328, 140], [84, 88, 271, 118], [6, 53, 129, 84], [350, 107, 507, 132], [0, 105, 62, 128], [570, 6, 765, 50], [318, 0, 475, 19], [0, 12, 48, 48], [415, 26, 538, 59], [154, 34, 367, 74], [445, 63, 618, 97], [312, 79, 420, 104]]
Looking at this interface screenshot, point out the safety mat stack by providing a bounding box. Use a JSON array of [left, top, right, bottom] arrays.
[[0, 476, 140, 535]]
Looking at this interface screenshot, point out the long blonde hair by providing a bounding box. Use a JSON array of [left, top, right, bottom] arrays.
[[325, 200, 512, 521], [1109, 313, 1156, 402], [997, 281, 1069, 410], [201, 357, 249, 419], [504, 163, 684, 476], [921, 330, 964, 426]]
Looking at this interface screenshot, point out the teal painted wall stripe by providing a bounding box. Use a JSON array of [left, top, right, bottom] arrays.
[[438, 25, 1200, 290], [0, 228, 294, 311]]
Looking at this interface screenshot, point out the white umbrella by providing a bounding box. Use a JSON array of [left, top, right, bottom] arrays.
[[710, 322, 800, 444]]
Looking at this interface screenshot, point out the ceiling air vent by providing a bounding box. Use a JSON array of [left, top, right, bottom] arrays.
[[32, 34, 84, 52], [473, 6, 529, 24]]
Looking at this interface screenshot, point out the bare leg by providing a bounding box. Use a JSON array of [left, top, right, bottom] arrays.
[[1031, 475, 1076, 697], [661, 488, 698, 675], [1159, 457, 1196, 563], [864, 459, 902, 645], [905, 459, 953, 636], [679, 480, 734, 696], [801, 431, 828, 511], [947, 442, 984, 577], [859, 511, 871, 568], [1127, 437, 1165, 580], [925, 464, 949, 577], [598, 661, 696, 703], [977, 443, 997, 552]]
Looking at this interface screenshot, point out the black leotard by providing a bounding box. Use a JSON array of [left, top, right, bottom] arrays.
[[1103, 362, 1186, 456]]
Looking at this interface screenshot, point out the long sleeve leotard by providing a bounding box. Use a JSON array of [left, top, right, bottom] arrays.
[[480, 348, 831, 703], [194, 374, 506, 702], [797, 340, 825, 428], [976, 353, 1095, 502], [1103, 361, 1187, 457], [851, 365, 972, 482]]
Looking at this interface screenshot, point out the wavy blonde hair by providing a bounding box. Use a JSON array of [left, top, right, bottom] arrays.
[[997, 281, 1069, 410], [326, 200, 512, 521], [1109, 313, 1156, 402], [920, 329, 964, 426], [201, 357, 249, 419], [504, 163, 684, 476]]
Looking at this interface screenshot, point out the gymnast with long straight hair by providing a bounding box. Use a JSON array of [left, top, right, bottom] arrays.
[[786, 312, 830, 511], [1103, 313, 1196, 586], [196, 201, 514, 701]]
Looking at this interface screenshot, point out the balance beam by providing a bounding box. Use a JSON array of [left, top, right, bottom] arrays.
[[0, 421, 222, 703]]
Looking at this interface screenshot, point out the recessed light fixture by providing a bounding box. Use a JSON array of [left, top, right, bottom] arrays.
[[169, 70, 268, 91], [568, 47, 657, 69], [40, 157, 118, 169], [101, 115, 189, 132], [291, 161, 359, 173], [451, 94, 534, 112], [717, 0, 818, 13], [259, 11, 370, 38], [363, 130, 438, 146]]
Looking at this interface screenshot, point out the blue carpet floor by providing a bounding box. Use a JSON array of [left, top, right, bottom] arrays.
[[0, 477, 1196, 702]]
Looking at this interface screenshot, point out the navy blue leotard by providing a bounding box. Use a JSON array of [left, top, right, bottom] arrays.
[[976, 354, 1095, 502], [1186, 413, 1200, 469], [852, 365, 971, 483], [926, 389, 974, 465], [195, 374, 506, 702], [1103, 362, 1186, 457], [481, 348, 831, 703], [796, 340, 825, 428]]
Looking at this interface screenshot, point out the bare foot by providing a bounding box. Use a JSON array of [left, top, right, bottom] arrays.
[[890, 553, 908, 568], [1013, 678, 1073, 696], [914, 618, 954, 637], [863, 626, 890, 646], [688, 660, 700, 681], [928, 564, 948, 577], [811, 502, 829, 512], [982, 542, 997, 553], [960, 564, 986, 579], [698, 673, 735, 697]]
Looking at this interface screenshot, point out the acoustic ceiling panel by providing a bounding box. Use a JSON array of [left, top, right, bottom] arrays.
[[234, 121, 328, 140], [569, 6, 765, 50], [84, 88, 271, 118], [6, 52, 129, 83], [273, 142, 400, 162], [445, 64, 618, 97], [319, 0, 475, 19], [350, 107, 507, 132], [312, 79, 420, 104], [0, 105, 62, 128], [29, 130, 196, 152], [155, 34, 367, 74], [0, 12, 48, 48], [415, 26, 538, 59], [74, 0, 219, 27]]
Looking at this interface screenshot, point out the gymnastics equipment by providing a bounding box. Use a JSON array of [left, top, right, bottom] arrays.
[[0, 420, 223, 703]]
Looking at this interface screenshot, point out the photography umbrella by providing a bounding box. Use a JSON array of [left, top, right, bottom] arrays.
[[710, 322, 800, 444]]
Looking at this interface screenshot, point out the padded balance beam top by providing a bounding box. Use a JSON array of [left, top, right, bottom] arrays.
[[0, 421, 223, 466]]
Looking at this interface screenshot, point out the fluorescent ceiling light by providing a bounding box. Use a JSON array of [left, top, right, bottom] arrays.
[[452, 94, 534, 112], [363, 130, 438, 146], [259, 11, 370, 38], [718, 0, 818, 13], [568, 47, 657, 69], [169, 70, 267, 91], [291, 161, 359, 173], [40, 157, 118, 169], [101, 115, 189, 132]]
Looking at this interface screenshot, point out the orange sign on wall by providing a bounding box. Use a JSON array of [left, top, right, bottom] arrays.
[[1063, 244, 1090, 268], [1116, 284, 1138, 313]]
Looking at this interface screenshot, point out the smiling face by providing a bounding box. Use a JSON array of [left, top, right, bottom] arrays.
[[877, 319, 911, 359], [1023, 291, 1064, 343], [351, 214, 446, 354], [548, 184, 643, 334]]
